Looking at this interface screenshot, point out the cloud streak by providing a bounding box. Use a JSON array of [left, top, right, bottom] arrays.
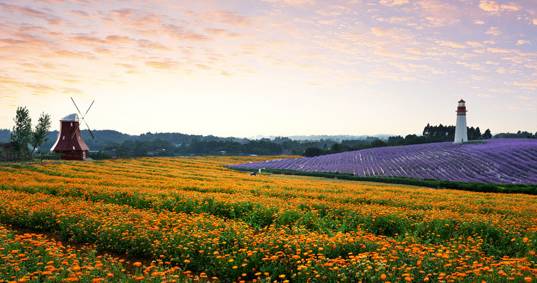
[[479, 0, 520, 13]]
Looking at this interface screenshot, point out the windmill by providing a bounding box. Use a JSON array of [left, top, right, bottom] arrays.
[[50, 98, 95, 160]]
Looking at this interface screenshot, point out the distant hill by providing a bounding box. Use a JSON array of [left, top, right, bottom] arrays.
[[254, 135, 391, 142], [1, 129, 136, 151], [0, 129, 384, 152], [2, 128, 534, 159], [232, 139, 537, 185], [0, 129, 9, 143], [0, 129, 250, 153], [42, 130, 135, 152]]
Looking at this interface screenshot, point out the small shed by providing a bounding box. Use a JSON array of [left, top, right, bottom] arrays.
[[0, 142, 17, 161]]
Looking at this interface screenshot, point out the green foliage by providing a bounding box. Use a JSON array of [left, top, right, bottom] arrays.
[[483, 128, 493, 139], [276, 210, 302, 226], [304, 147, 324, 157], [235, 167, 537, 195], [8, 107, 52, 160], [369, 215, 409, 237], [494, 130, 537, 139], [10, 106, 32, 159], [31, 112, 51, 155]]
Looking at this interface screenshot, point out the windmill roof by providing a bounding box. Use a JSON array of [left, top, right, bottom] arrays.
[[61, 113, 79, 122]]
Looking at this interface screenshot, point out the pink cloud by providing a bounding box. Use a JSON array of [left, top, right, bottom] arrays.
[[205, 28, 239, 38], [138, 40, 169, 51], [54, 50, 93, 59], [0, 3, 61, 24], [71, 10, 90, 17], [145, 59, 178, 69], [436, 40, 466, 49], [379, 0, 409, 7], [479, 0, 520, 13], [71, 35, 103, 45], [411, 0, 461, 27], [263, 0, 315, 6], [104, 35, 138, 45], [163, 24, 208, 41], [204, 11, 250, 26], [486, 26, 502, 36], [516, 39, 530, 46], [513, 80, 537, 90], [0, 75, 56, 94]]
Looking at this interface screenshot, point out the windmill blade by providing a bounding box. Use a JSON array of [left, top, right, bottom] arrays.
[[81, 118, 95, 139], [71, 97, 96, 139], [86, 127, 95, 139], [83, 100, 95, 118], [70, 97, 84, 117]]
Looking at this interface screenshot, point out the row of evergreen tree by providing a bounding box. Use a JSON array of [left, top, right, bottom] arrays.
[[422, 124, 492, 140], [304, 124, 494, 157]]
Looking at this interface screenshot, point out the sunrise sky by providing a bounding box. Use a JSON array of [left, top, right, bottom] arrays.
[[1, 0, 536, 137]]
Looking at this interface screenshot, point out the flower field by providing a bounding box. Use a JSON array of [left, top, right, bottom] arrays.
[[232, 139, 537, 184], [1, 156, 537, 282]]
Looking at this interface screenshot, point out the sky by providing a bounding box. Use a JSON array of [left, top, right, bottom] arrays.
[[0, 0, 536, 137]]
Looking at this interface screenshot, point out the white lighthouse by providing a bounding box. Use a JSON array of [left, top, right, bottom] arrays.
[[454, 99, 468, 143]]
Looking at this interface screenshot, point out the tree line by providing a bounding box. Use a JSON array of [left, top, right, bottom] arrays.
[[102, 123, 520, 159], [422, 124, 492, 140], [2, 106, 536, 161], [0, 107, 51, 161], [304, 124, 497, 157]]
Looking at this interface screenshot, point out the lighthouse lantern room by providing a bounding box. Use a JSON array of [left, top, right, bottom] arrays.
[[454, 99, 468, 144]]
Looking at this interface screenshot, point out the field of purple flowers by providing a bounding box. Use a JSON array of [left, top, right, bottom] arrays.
[[233, 139, 537, 184]]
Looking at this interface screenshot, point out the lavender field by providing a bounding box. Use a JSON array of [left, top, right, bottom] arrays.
[[233, 139, 537, 184]]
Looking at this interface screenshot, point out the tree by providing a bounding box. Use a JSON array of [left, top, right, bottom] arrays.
[[475, 127, 482, 139], [423, 123, 431, 136], [10, 106, 32, 159], [482, 129, 492, 139], [330, 143, 345, 153], [31, 112, 51, 156], [304, 147, 324, 157], [387, 136, 404, 145], [370, 139, 386, 147]]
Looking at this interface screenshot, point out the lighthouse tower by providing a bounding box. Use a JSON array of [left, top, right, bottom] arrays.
[[454, 99, 468, 144]]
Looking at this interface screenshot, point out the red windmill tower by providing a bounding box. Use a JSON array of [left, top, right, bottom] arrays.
[[51, 98, 95, 160]]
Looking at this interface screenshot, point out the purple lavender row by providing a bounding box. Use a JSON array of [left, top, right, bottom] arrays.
[[231, 139, 537, 184]]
